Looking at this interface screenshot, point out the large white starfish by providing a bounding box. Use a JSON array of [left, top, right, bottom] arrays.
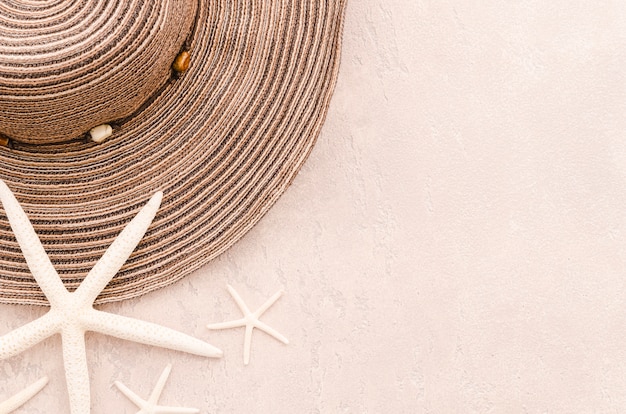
[[0, 180, 222, 414], [207, 285, 288, 365], [115, 364, 199, 414], [0, 376, 48, 413]]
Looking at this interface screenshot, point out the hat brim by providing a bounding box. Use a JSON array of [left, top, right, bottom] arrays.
[[0, 0, 347, 305]]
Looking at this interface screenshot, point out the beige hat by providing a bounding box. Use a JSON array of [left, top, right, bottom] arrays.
[[0, 0, 347, 305]]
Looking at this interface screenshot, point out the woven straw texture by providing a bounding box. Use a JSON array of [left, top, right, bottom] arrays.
[[0, 0, 347, 305], [0, 0, 196, 144]]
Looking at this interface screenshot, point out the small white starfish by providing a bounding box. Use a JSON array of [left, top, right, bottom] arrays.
[[115, 364, 199, 414], [0, 180, 222, 414], [207, 285, 288, 365], [0, 376, 48, 414]]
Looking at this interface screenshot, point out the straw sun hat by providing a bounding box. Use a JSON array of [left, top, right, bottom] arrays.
[[0, 0, 347, 305]]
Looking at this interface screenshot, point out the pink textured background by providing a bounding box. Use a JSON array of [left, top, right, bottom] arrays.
[[3, 1, 626, 412]]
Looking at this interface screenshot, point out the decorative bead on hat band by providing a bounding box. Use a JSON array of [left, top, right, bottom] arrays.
[[88, 48, 192, 145]]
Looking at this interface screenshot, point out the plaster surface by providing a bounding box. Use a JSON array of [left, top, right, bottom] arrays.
[[3, 0, 626, 412]]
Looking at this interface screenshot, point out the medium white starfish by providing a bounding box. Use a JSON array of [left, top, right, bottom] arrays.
[[115, 364, 199, 414], [0, 180, 222, 414], [207, 285, 288, 365], [0, 376, 48, 414]]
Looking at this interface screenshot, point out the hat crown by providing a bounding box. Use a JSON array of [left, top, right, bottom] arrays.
[[0, 0, 196, 144]]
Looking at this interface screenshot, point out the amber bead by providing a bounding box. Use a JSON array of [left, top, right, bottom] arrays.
[[0, 136, 9, 147], [173, 51, 191, 73]]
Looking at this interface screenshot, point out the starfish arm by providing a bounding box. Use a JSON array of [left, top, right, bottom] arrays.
[[0, 181, 68, 306], [85, 310, 222, 358], [75, 192, 163, 306], [226, 285, 252, 315], [254, 290, 284, 318], [60, 326, 90, 414], [0, 376, 48, 413], [243, 324, 254, 365], [206, 318, 247, 330], [0, 311, 59, 360], [154, 406, 200, 414], [148, 364, 172, 405], [254, 320, 289, 345], [114, 381, 147, 409]]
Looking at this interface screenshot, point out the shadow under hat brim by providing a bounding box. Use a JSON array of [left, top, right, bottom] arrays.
[[0, 0, 348, 305]]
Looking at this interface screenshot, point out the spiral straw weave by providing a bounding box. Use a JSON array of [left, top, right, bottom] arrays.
[[0, 0, 347, 305]]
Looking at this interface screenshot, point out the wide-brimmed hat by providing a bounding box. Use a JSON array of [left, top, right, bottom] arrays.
[[0, 0, 347, 305]]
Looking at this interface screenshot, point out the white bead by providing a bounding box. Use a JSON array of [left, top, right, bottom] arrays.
[[89, 124, 113, 143]]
